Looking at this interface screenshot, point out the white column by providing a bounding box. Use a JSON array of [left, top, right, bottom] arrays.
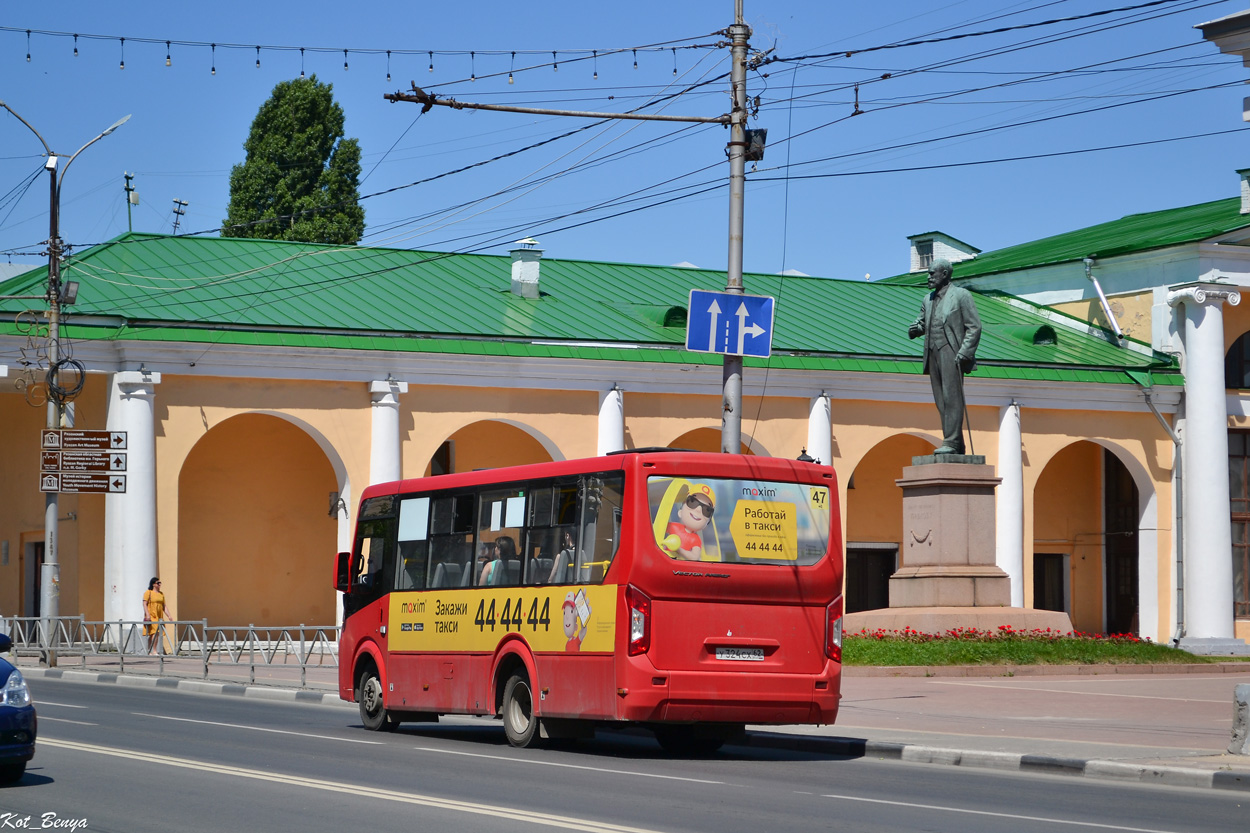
[[103, 370, 161, 625], [1169, 284, 1240, 641], [996, 401, 1024, 607], [369, 379, 408, 485], [806, 394, 832, 466], [597, 386, 625, 456]]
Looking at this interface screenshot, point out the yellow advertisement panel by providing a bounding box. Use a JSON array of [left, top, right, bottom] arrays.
[[729, 499, 799, 560], [389, 585, 618, 653]]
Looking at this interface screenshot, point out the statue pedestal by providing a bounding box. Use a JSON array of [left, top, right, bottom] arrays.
[[846, 455, 1073, 635], [890, 456, 1010, 608]]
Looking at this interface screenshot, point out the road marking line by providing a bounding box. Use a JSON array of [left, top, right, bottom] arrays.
[[32, 701, 89, 709], [131, 713, 383, 745], [412, 745, 725, 784], [821, 793, 1184, 832], [42, 738, 666, 833], [38, 717, 97, 726], [931, 681, 1226, 703]]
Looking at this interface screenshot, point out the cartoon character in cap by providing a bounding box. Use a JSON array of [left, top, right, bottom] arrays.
[[562, 591, 587, 652], [662, 483, 715, 561]]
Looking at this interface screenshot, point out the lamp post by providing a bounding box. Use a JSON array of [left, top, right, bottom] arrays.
[[0, 101, 129, 665]]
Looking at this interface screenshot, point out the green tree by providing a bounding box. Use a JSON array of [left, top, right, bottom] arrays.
[[224, 75, 365, 244]]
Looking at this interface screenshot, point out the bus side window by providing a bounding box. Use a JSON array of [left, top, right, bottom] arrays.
[[576, 474, 624, 584], [396, 496, 430, 590], [347, 514, 396, 615], [396, 541, 428, 590]]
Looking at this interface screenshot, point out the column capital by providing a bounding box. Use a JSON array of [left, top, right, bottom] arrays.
[[1167, 281, 1241, 309], [369, 379, 408, 403], [114, 370, 161, 395]]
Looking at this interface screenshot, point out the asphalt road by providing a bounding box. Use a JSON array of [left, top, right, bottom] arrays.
[[1, 678, 1245, 833]]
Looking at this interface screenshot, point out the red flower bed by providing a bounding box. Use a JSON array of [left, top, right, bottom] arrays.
[[850, 625, 1147, 644]]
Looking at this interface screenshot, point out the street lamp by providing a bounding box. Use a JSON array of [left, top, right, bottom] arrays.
[[0, 101, 129, 665]]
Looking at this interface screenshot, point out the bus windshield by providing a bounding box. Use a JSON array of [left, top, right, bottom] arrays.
[[647, 475, 831, 565]]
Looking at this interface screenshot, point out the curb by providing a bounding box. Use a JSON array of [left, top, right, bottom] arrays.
[[23, 667, 345, 707], [738, 731, 1250, 792], [23, 667, 1250, 793], [844, 662, 1250, 677]]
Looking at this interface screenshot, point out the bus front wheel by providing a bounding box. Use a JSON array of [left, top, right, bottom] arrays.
[[357, 666, 399, 732], [502, 672, 538, 748]]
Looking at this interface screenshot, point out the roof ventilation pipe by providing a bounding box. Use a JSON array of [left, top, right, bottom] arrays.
[[510, 238, 542, 299], [1084, 257, 1123, 341]]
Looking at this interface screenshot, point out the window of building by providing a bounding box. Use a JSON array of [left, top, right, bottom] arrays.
[[915, 239, 934, 270]]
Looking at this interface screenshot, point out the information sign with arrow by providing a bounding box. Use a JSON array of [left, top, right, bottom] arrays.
[[685, 289, 775, 358]]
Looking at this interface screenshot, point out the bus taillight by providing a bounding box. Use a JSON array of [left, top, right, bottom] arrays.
[[626, 585, 651, 656], [825, 597, 844, 662]]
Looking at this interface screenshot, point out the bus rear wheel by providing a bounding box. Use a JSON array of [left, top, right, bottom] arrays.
[[502, 672, 538, 748], [357, 666, 399, 732]]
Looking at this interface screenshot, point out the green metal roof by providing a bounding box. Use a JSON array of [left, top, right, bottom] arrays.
[[0, 232, 1180, 385], [883, 196, 1250, 285]]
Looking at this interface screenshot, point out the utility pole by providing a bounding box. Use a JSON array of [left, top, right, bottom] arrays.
[[0, 100, 130, 666], [721, 0, 749, 454], [123, 172, 138, 232], [171, 199, 189, 234], [385, 2, 754, 453]]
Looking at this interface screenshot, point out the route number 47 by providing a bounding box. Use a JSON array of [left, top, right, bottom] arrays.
[[810, 489, 828, 509]]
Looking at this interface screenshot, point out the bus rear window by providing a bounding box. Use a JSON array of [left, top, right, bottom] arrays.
[[647, 476, 831, 566]]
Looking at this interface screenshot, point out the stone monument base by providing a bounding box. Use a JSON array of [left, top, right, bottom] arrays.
[[892, 459, 1010, 607], [844, 606, 1075, 635]]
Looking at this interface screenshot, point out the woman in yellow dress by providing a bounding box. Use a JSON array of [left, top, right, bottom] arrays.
[[143, 577, 172, 654]]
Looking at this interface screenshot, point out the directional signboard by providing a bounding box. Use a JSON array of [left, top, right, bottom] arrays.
[[40, 472, 127, 494], [41, 429, 127, 451], [685, 289, 775, 358], [39, 430, 128, 493]]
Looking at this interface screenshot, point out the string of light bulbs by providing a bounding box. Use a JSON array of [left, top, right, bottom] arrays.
[[4, 25, 718, 82]]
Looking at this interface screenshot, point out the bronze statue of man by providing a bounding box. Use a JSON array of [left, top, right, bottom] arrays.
[[907, 258, 982, 455]]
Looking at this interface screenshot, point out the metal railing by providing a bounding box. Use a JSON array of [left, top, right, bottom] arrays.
[[1, 616, 339, 688]]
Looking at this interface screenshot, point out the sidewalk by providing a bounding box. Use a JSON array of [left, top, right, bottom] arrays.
[[16, 655, 1250, 792]]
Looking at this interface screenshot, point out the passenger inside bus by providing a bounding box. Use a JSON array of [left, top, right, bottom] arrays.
[[479, 535, 517, 586], [548, 529, 577, 584]]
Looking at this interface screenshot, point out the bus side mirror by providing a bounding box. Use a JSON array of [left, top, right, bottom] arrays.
[[334, 551, 352, 593]]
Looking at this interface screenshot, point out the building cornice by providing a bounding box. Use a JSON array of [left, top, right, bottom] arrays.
[[1, 336, 1180, 415]]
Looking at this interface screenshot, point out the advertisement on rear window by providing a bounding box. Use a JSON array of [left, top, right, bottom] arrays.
[[647, 477, 831, 566], [389, 585, 617, 653]]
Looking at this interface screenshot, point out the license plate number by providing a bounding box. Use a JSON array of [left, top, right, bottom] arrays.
[[715, 647, 764, 661]]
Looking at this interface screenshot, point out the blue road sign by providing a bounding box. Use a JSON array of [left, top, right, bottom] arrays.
[[685, 289, 775, 358]]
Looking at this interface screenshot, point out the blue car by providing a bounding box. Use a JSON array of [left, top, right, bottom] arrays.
[[0, 634, 36, 784]]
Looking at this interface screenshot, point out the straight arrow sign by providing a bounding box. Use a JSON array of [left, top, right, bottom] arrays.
[[707, 299, 721, 353]]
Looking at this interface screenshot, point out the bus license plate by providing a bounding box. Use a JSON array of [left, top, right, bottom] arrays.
[[715, 647, 765, 661]]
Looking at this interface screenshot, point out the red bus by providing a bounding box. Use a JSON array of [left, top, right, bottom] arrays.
[[334, 449, 843, 752]]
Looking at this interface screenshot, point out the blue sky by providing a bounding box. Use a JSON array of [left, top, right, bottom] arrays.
[[1, 1, 1247, 286]]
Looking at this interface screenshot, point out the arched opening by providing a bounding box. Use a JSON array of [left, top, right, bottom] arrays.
[[423, 420, 556, 475], [668, 427, 754, 455], [845, 434, 936, 613], [1033, 441, 1143, 635], [1225, 330, 1250, 389], [178, 413, 338, 626]]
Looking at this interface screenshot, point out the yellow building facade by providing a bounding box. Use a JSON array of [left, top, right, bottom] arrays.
[[1, 210, 1245, 650]]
